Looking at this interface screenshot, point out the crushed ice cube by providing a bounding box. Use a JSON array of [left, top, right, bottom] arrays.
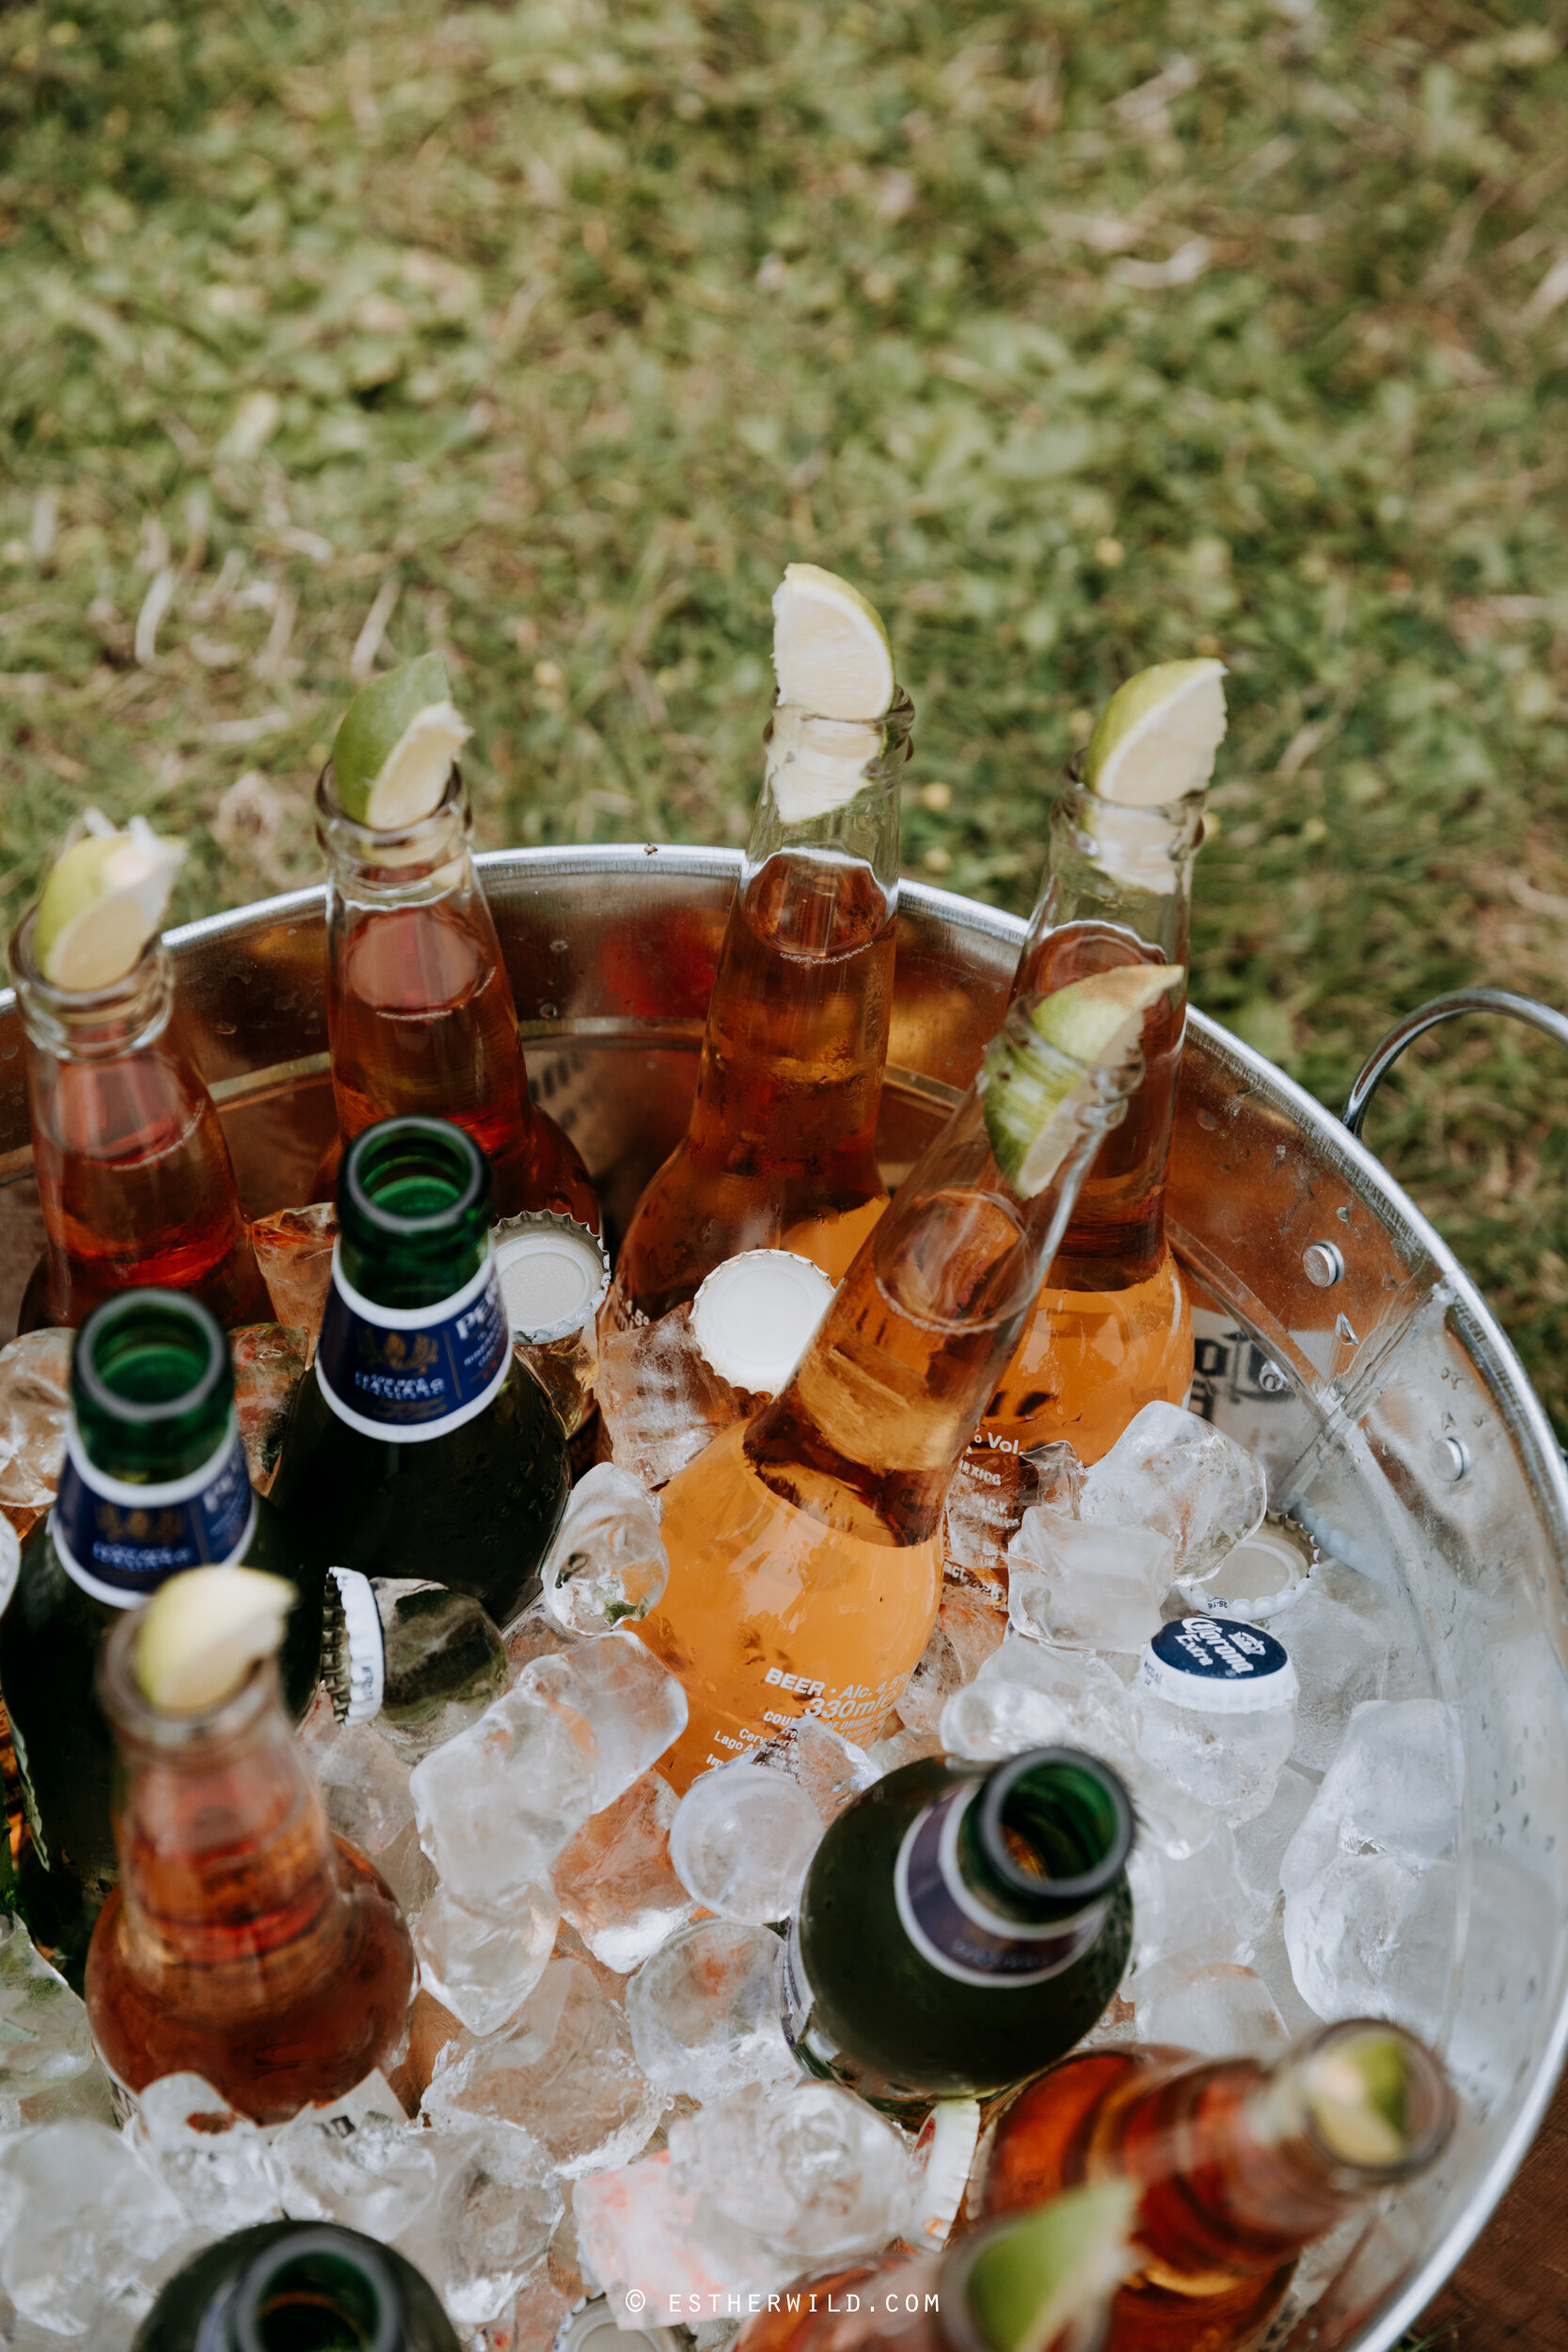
[[416, 1881, 560, 2041], [669, 1763, 824, 1922], [401, 2118, 565, 2331], [1279, 1571, 1393, 1772], [0, 1915, 96, 2090], [423, 1959, 662, 2178], [1132, 1961, 1288, 2055], [576, 2150, 731, 2308], [0, 2118, 187, 2338], [669, 2080, 912, 2281], [409, 1687, 596, 1908], [0, 1327, 70, 1519], [1007, 1509, 1175, 1653], [749, 1717, 879, 1824], [542, 1464, 670, 1635], [943, 1440, 1082, 1593], [230, 1322, 309, 1494], [896, 1589, 1007, 1736], [626, 1920, 795, 2104], [128, 2073, 281, 2233], [374, 1581, 510, 1757], [307, 1717, 415, 1855], [1281, 1699, 1464, 2034], [249, 1200, 337, 1348], [273, 2097, 439, 2241], [1081, 1402, 1267, 1583], [1130, 1821, 1266, 1977], [553, 1772, 695, 1974], [515, 1631, 689, 1809], [597, 1306, 741, 1490]]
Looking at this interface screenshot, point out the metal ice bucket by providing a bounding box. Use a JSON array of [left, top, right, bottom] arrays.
[[1, 844, 1564, 2348]]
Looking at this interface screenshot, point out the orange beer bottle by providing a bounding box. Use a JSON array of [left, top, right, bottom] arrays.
[[315, 657, 598, 1230], [86, 1583, 416, 2124], [637, 969, 1170, 1789], [979, 2023, 1455, 2352], [606, 570, 911, 1328], [977, 664, 1225, 1466], [8, 845, 265, 1334]]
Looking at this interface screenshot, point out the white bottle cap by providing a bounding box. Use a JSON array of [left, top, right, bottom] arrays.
[[1136, 1615, 1298, 1715], [689, 1249, 835, 1393], [1176, 1516, 1315, 1620], [323, 1565, 387, 1724], [492, 1212, 610, 1343]]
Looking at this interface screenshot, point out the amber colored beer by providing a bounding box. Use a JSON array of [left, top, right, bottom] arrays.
[[606, 695, 912, 1329], [639, 1009, 1137, 1789], [8, 914, 265, 1332], [980, 2027, 1455, 2352], [317, 765, 598, 1231], [975, 782, 1204, 1468], [87, 1624, 414, 2125]]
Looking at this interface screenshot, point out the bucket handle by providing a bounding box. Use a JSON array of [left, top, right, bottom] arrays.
[[1343, 987, 1568, 1138]]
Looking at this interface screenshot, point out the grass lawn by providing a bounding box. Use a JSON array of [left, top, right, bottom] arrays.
[[1, 0, 1566, 1446]]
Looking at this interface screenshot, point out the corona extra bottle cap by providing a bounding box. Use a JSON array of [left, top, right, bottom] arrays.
[[1137, 1615, 1298, 1715], [689, 1249, 835, 1394]]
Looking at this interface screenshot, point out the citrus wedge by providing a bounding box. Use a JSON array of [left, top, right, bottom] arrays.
[[1083, 658, 1227, 808], [984, 963, 1183, 1197], [963, 2182, 1136, 2352], [330, 651, 470, 830], [135, 1566, 295, 1715], [771, 563, 895, 721], [1303, 2027, 1415, 2169], [33, 811, 185, 992]]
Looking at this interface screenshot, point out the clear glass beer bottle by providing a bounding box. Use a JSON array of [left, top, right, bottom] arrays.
[[605, 693, 912, 1328], [316, 761, 599, 1230]]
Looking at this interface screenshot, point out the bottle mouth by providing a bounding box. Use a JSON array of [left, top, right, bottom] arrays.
[[232, 2226, 401, 2352], [72, 1288, 231, 1427], [315, 757, 466, 849], [1293, 2020, 1457, 2183], [974, 1748, 1134, 1906], [8, 907, 171, 1051], [341, 1116, 491, 1237], [97, 1611, 277, 1756]]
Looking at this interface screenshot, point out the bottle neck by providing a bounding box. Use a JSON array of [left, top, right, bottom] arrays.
[[316, 764, 475, 905], [1020, 773, 1202, 977], [220, 2227, 408, 2352], [98, 1628, 346, 1997], [748, 691, 911, 899], [54, 1294, 254, 1607], [8, 910, 174, 1063], [747, 1019, 1132, 1541], [1113, 2024, 1455, 2287]]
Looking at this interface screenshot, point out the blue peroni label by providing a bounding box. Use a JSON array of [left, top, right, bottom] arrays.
[[894, 1781, 1107, 1991], [315, 1245, 511, 1443], [51, 1416, 256, 1608]]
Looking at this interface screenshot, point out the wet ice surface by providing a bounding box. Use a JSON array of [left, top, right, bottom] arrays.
[[596, 1305, 741, 1489], [2, 1394, 1464, 2348]]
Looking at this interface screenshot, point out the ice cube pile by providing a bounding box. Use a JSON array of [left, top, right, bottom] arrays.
[[0, 1397, 1460, 2349]]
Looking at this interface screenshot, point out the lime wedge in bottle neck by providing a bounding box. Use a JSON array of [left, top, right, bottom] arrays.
[[982, 963, 1183, 1197], [135, 1566, 294, 1715], [32, 811, 185, 992], [328, 651, 471, 831], [766, 564, 897, 823], [960, 2182, 1136, 2352], [1082, 658, 1227, 809]]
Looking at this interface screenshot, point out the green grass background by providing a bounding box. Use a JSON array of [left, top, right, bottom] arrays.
[[1, 0, 1566, 1448]]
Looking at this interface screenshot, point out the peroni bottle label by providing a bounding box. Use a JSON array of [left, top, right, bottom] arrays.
[[51, 1417, 257, 1607], [892, 1780, 1109, 1990], [315, 1245, 511, 1443]]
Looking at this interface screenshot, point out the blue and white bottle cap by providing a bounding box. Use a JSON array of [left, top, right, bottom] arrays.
[[1137, 1614, 1298, 1714]]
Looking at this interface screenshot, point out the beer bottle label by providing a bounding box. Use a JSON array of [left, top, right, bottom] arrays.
[[893, 1781, 1108, 1990], [315, 1243, 511, 1444], [51, 1416, 257, 1609]]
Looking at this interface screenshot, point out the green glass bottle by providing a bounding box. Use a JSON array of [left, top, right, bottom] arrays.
[[0, 1289, 323, 1986], [134, 2221, 462, 2352], [274, 1116, 569, 1629], [785, 1747, 1134, 2111]]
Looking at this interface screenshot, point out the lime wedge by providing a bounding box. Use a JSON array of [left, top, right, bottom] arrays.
[[964, 2182, 1136, 2352], [33, 812, 185, 992], [135, 1566, 295, 1715], [771, 563, 895, 721], [984, 963, 1183, 1197], [329, 651, 471, 830], [1303, 2027, 1415, 2169], [1083, 658, 1227, 808]]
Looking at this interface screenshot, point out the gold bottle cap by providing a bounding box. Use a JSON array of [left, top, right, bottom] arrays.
[[492, 1212, 610, 1343], [689, 1248, 834, 1394]]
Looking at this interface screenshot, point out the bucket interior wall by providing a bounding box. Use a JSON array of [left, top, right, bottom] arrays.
[[0, 844, 1564, 2350]]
